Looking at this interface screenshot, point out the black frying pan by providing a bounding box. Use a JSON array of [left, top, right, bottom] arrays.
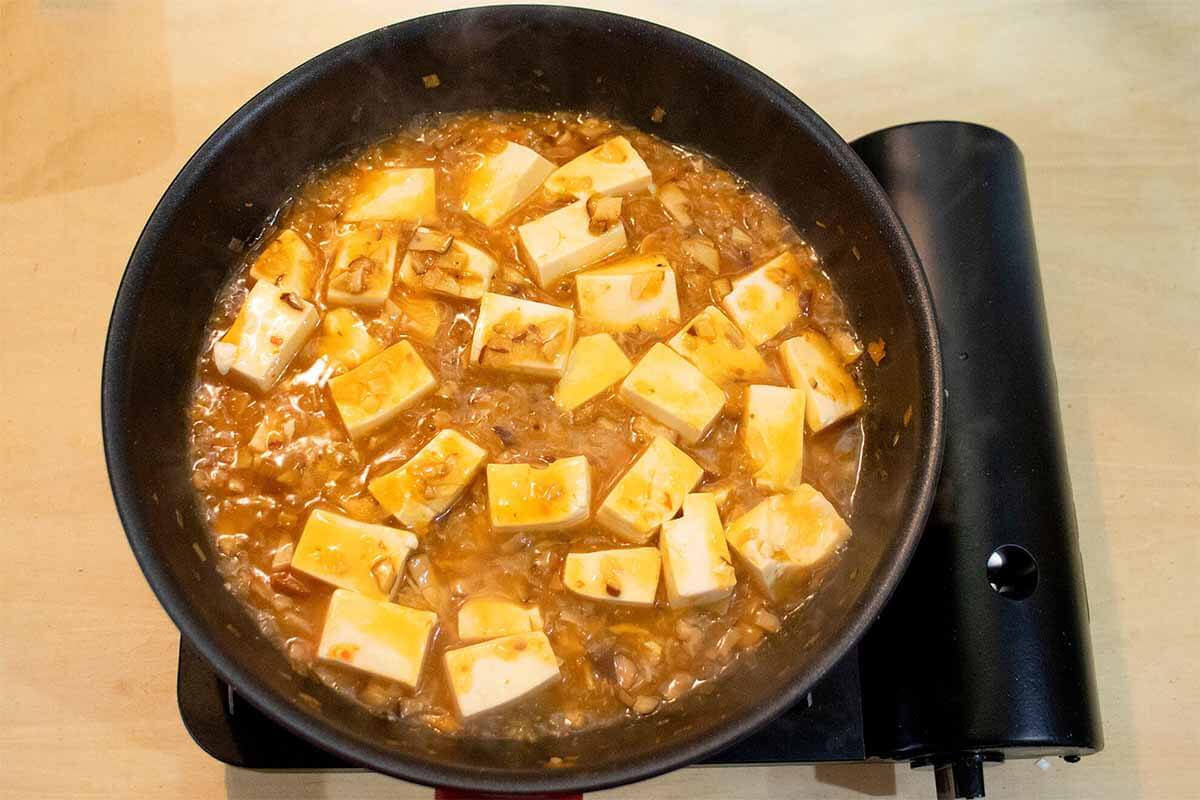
[[102, 6, 943, 794]]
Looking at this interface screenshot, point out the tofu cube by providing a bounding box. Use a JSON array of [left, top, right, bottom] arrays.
[[575, 255, 681, 334], [289, 509, 418, 600], [619, 343, 725, 444], [444, 632, 560, 718], [562, 547, 661, 606], [398, 237, 498, 300], [543, 136, 653, 199], [327, 225, 400, 309], [368, 429, 488, 529], [318, 589, 437, 688], [249, 229, 319, 298], [457, 597, 544, 642], [343, 168, 437, 223], [743, 384, 807, 492], [313, 308, 382, 373], [328, 340, 437, 440], [486, 456, 591, 533], [659, 493, 737, 607], [721, 250, 806, 345], [214, 281, 319, 392], [667, 305, 772, 385], [724, 485, 852, 598], [596, 436, 704, 543], [553, 333, 633, 410], [779, 330, 865, 431], [462, 141, 557, 226], [469, 292, 576, 379], [517, 200, 627, 287]]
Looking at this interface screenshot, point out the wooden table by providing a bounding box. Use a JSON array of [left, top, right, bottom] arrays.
[[3, 2, 1196, 797]]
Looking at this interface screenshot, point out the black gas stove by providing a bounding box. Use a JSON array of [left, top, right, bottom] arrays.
[[176, 123, 1103, 798]]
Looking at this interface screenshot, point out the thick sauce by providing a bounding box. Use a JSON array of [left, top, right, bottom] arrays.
[[187, 111, 866, 739]]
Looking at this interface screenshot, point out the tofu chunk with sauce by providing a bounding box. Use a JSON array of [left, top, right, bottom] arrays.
[[486, 456, 591, 533], [575, 255, 681, 334], [619, 343, 725, 445], [327, 225, 400, 309], [724, 485, 851, 598], [743, 385, 806, 492], [553, 333, 632, 410], [213, 281, 319, 392], [318, 589, 437, 688], [289, 509, 418, 601], [313, 308, 382, 373], [721, 250, 807, 345], [469, 292, 576, 378], [368, 429, 488, 529], [249, 229, 319, 298], [444, 631, 560, 718], [667, 306, 772, 385], [398, 237, 498, 300], [328, 341, 437, 440], [563, 547, 661, 606], [517, 200, 627, 287], [543, 136, 653, 199], [596, 436, 704, 543], [462, 141, 557, 226], [779, 330, 865, 431], [457, 597, 544, 642], [343, 168, 437, 223], [659, 494, 737, 607]]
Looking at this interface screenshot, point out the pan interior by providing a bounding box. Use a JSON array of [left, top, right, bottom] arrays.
[[103, 7, 940, 791]]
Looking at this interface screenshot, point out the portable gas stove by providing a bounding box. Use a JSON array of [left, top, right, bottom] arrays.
[[176, 123, 1103, 798]]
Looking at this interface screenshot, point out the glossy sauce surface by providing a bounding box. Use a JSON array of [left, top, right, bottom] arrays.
[[188, 111, 866, 738]]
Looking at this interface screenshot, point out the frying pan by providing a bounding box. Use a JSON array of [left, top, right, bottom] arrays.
[[102, 6, 943, 794]]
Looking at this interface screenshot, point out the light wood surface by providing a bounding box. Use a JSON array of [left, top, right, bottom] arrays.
[[2, 1, 1197, 798]]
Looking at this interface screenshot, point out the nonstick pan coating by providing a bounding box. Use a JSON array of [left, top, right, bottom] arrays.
[[102, 7, 943, 793]]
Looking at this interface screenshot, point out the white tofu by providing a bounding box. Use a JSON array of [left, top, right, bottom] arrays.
[[343, 168, 437, 223], [487, 456, 591, 533], [659, 493, 737, 607], [249, 229, 320, 298], [326, 225, 400, 309], [575, 255, 681, 334], [517, 200, 627, 287], [313, 308, 381, 373], [743, 384, 807, 492], [779, 330, 865, 431], [444, 631, 560, 718], [667, 305, 772, 385], [457, 597, 544, 642], [721, 250, 806, 345], [553, 333, 632, 410], [562, 547, 661, 606], [469, 292, 576, 379], [398, 237, 498, 300], [619, 343, 725, 445], [318, 589, 437, 688], [289, 509, 418, 601], [724, 485, 852, 598], [215, 281, 319, 392], [368, 429, 488, 529], [328, 340, 437, 440], [462, 141, 557, 226], [543, 136, 653, 199], [596, 436, 704, 543]]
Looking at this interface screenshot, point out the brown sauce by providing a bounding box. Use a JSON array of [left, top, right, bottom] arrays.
[[187, 111, 865, 739]]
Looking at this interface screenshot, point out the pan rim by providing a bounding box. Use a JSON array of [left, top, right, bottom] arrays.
[[101, 5, 944, 793]]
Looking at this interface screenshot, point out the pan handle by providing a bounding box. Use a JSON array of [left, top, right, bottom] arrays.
[[434, 790, 582, 800]]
